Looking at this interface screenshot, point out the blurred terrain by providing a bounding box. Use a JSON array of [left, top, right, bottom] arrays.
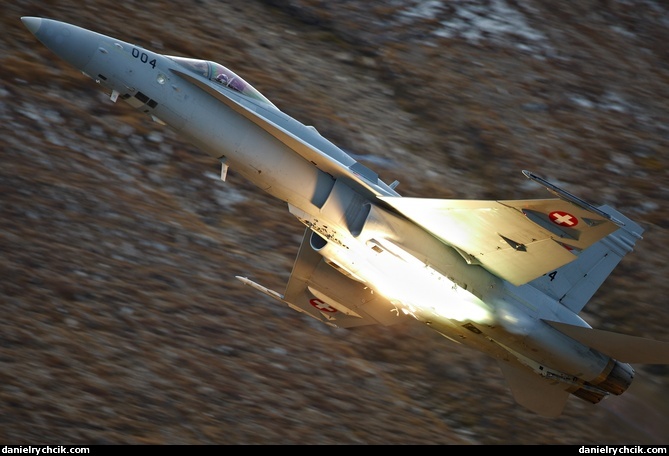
[[2, 0, 669, 444]]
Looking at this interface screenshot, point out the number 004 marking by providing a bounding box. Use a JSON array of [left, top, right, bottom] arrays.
[[131, 48, 156, 69]]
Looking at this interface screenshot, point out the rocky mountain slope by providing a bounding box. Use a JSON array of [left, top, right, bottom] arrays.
[[2, 0, 668, 444]]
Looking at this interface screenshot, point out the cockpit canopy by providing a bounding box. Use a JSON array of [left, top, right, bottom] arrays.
[[169, 56, 275, 107]]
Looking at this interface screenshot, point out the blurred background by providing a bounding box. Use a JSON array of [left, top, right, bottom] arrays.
[[2, 0, 668, 444]]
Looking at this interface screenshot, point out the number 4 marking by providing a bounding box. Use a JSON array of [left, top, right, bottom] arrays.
[[548, 271, 557, 281]]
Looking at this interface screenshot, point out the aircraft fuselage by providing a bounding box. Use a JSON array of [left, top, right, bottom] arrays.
[[24, 17, 642, 416]]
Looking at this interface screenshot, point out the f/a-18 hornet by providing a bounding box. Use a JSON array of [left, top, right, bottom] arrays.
[[22, 17, 669, 417]]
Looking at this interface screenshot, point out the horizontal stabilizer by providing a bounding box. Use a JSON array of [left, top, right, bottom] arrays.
[[497, 360, 570, 417], [546, 321, 669, 364]]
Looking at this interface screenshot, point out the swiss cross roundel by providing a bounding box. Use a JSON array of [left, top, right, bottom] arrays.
[[549, 211, 578, 227], [309, 298, 337, 313]]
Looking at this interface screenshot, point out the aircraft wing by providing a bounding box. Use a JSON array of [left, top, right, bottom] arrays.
[[379, 196, 621, 286], [237, 228, 406, 328], [171, 67, 397, 199]]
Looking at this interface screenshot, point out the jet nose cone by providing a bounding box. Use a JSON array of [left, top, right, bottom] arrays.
[[20, 17, 100, 73], [21, 16, 42, 35]]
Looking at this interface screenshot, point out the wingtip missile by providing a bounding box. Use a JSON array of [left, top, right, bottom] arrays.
[[523, 170, 627, 227]]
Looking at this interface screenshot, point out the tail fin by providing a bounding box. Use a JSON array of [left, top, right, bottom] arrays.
[[528, 204, 643, 313]]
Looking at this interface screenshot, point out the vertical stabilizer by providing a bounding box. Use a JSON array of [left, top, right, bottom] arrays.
[[529, 205, 643, 313]]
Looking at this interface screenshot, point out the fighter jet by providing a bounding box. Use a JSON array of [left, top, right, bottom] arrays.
[[22, 16, 669, 417]]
